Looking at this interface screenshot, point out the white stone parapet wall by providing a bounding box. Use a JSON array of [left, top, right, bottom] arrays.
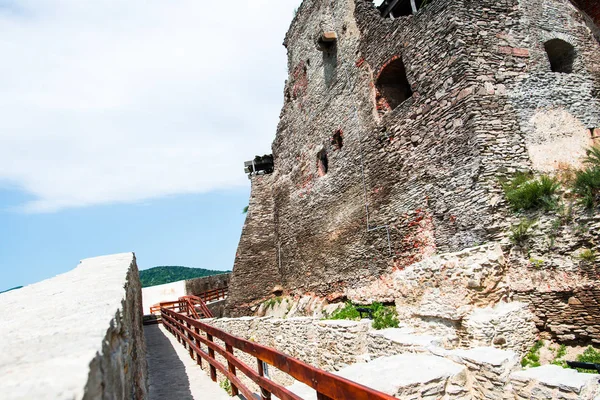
[[0, 253, 147, 400]]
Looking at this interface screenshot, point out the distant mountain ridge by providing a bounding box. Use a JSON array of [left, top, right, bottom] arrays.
[[139, 266, 229, 288]]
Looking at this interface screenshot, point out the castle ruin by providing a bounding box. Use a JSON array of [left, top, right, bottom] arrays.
[[227, 0, 600, 353]]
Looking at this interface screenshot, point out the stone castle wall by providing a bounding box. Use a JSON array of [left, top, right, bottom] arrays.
[[185, 273, 229, 296], [226, 175, 280, 316], [0, 253, 147, 400], [227, 0, 600, 343]]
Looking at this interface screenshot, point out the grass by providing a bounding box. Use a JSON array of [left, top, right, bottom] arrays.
[[572, 145, 600, 210], [577, 248, 597, 262], [219, 379, 232, 395], [584, 145, 600, 166], [551, 344, 568, 368], [263, 296, 283, 310], [521, 340, 544, 368], [575, 346, 600, 373], [502, 173, 560, 211], [509, 218, 535, 245], [556, 202, 575, 225], [371, 303, 400, 330], [573, 167, 600, 209], [529, 258, 544, 269], [329, 301, 399, 330]]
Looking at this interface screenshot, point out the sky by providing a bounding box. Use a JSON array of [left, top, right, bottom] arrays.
[[0, 0, 302, 291]]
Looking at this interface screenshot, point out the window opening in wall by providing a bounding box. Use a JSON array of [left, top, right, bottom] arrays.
[[317, 149, 328, 176], [331, 129, 343, 150], [377, 0, 423, 18], [375, 57, 413, 110], [544, 39, 576, 73]]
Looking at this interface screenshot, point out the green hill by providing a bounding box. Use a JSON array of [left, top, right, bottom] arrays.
[[139, 266, 228, 288]]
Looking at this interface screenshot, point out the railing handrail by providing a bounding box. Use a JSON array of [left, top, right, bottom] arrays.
[[161, 307, 396, 400], [196, 286, 228, 302], [180, 295, 213, 319], [149, 286, 228, 315]]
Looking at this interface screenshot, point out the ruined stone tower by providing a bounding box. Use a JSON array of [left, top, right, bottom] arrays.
[[226, 0, 600, 344]]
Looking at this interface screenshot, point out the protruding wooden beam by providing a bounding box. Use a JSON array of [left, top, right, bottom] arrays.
[[321, 31, 337, 42]]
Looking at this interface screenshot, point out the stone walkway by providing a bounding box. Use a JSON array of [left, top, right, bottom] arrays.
[[145, 324, 232, 400]]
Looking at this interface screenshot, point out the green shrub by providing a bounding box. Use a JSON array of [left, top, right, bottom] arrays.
[[584, 145, 600, 167], [263, 296, 283, 310], [570, 145, 600, 209], [575, 346, 600, 373], [371, 302, 400, 330], [329, 301, 361, 320], [521, 340, 544, 368], [219, 379, 232, 395], [573, 167, 600, 209], [509, 218, 535, 245], [502, 173, 560, 211], [329, 302, 399, 330], [577, 248, 596, 262], [242, 205, 249, 214], [551, 344, 568, 368]]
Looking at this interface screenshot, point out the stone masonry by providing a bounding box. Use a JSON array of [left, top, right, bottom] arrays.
[[226, 0, 600, 350], [197, 316, 599, 399]]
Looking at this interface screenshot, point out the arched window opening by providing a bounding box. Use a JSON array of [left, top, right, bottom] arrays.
[[544, 39, 576, 73], [331, 129, 343, 150], [317, 150, 328, 176], [375, 57, 413, 110], [377, 0, 422, 18]]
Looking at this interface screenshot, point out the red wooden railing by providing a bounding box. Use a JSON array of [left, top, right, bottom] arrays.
[[150, 296, 213, 319], [161, 307, 397, 400], [149, 286, 228, 315], [197, 286, 228, 303]]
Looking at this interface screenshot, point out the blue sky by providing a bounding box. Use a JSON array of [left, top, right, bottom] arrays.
[[0, 0, 301, 291], [0, 188, 249, 290]]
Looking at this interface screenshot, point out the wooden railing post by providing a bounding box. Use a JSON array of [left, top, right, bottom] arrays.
[[186, 321, 193, 358], [180, 318, 186, 348], [161, 302, 397, 400], [207, 334, 217, 382], [316, 393, 334, 400], [257, 358, 272, 400], [226, 344, 239, 396], [194, 326, 203, 368]]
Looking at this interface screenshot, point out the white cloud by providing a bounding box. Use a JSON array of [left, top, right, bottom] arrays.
[[0, 0, 301, 212]]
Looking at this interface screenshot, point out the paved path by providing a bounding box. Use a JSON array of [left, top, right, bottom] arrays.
[[145, 324, 232, 400]]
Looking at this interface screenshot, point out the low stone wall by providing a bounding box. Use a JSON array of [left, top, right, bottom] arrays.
[[208, 316, 371, 372], [510, 365, 599, 400], [462, 302, 538, 355], [206, 298, 227, 318], [198, 315, 599, 399], [0, 253, 147, 400], [514, 286, 600, 344]]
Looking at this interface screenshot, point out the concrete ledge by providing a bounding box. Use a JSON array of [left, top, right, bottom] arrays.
[[510, 365, 599, 396], [0, 253, 147, 400], [288, 354, 467, 399]]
